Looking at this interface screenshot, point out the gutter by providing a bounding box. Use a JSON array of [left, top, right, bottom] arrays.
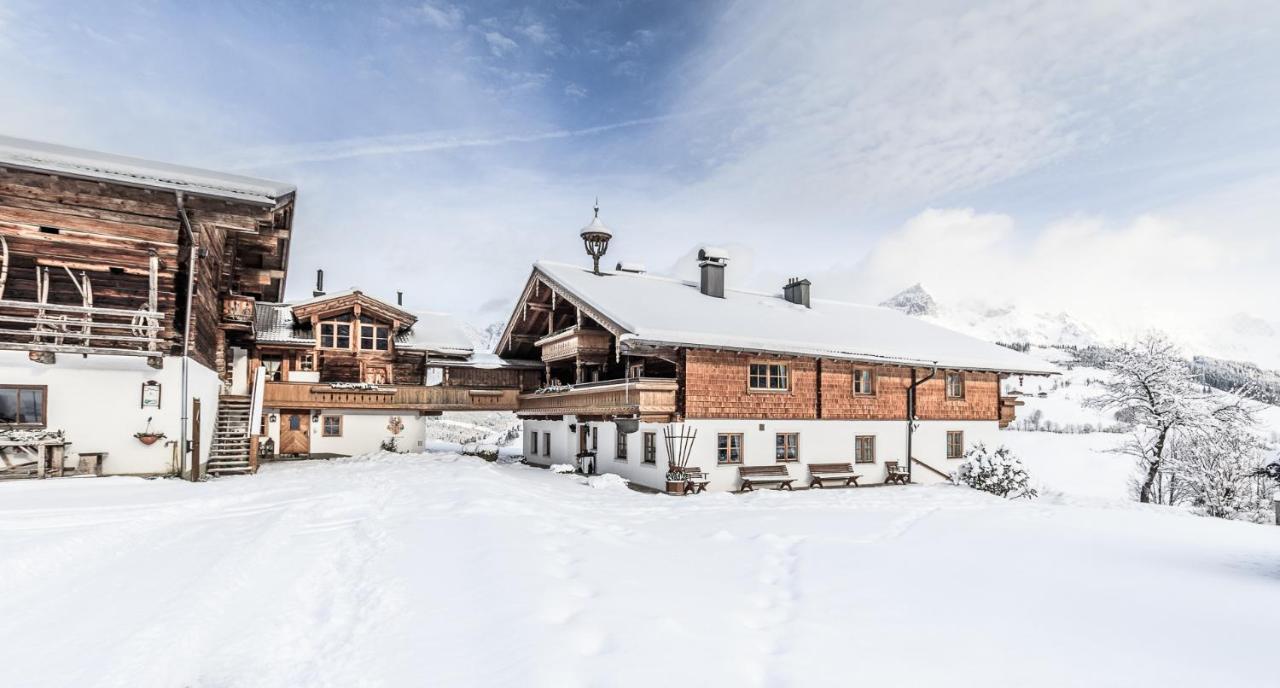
[[176, 192, 202, 481], [905, 364, 938, 484]]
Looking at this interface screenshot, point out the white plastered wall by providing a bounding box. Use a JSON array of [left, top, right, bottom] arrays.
[[261, 408, 427, 457], [0, 350, 220, 476], [522, 416, 1002, 492]]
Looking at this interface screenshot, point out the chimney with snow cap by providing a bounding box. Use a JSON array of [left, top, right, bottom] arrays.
[[313, 269, 325, 297], [698, 246, 729, 298], [783, 277, 811, 308], [615, 261, 646, 274]]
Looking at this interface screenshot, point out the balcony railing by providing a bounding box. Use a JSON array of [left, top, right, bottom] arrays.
[[535, 326, 612, 363], [263, 382, 520, 412], [517, 377, 678, 421], [0, 299, 164, 359]]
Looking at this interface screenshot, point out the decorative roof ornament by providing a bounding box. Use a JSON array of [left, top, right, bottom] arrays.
[[579, 197, 613, 275]]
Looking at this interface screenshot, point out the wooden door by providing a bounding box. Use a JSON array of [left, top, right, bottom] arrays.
[[279, 410, 310, 455]]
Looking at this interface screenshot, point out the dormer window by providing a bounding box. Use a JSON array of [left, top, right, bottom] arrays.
[[358, 315, 390, 351], [319, 314, 352, 348]]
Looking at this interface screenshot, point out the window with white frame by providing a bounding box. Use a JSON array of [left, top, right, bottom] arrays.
[[946, 372, 965, 399], [748, 363, 789, 391], [853, 368, 875, 395]]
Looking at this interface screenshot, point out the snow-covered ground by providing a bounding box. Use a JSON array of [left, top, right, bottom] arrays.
[[1, 452, 1277, 687]]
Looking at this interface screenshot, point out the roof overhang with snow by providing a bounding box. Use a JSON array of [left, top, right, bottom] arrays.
[[0, 135, 296, 207], [497, 261, 1059, 376]]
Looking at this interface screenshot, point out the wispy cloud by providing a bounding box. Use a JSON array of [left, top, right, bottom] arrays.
[[482, 30, 518, 56], [222, 114, 679, 169], [412, 1, 464, 31]]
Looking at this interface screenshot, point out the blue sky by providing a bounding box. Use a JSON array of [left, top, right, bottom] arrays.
[[1, 1, 1278, 338]]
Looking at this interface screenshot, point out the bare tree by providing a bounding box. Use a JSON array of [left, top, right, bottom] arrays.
[[1166, 399, 1264, 518], [1086, 334, 1216, 503]]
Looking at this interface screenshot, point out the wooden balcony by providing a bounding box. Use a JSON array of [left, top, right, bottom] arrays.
[[535, 327, 612, 363], [0, 299, 164, 361], [517, 378, 679, 422], [222, 294, 256, 325], [262, 382, 520, 413]]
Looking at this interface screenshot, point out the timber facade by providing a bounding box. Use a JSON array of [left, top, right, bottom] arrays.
[[496, 219, 1053, 492]]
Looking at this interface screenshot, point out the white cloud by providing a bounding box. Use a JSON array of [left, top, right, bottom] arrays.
[[413, 1, 464, 31], [563, 82, 588, 100], [482, 30, 518, 57]]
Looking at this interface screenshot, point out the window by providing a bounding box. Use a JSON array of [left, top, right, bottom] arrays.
[[853, 368, 875, 395], [543, 432, 551, 457], [0, 385, 47, 427], [288, 414, 302, 431], [616, 432, 628, 461], [855, 435, 876, 464], [322, 416, 342, 437], [298, 352, 315, 371], [320, 321, 351, 348], [748, 363, 789, 391], [530, 432, 539, 455], [946, 372, 965, 399], [775, 433, 799, 462], [259, 414, 268, 435], [642, 432, 657, 464], [591, 427, 598, 451], [359, 317, 390, 351], [717, 433, 744, 464], [946, 431, 965, 459]]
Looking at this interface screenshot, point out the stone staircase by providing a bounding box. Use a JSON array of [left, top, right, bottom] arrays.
[[207, 395, 254, 477]]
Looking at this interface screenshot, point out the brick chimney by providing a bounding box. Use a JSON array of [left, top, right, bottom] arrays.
[[698, 247, 729, 298], [783, 278, 811, 308]]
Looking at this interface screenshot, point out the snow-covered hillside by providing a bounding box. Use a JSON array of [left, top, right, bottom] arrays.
[[1, 452, 1277, 687], [879, 284, 1280, 369]]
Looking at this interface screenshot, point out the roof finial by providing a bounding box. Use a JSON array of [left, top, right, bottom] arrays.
[[593, 197, 600, 219]]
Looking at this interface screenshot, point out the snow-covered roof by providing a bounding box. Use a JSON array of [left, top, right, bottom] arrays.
[[532, 260, 1059, 375], [251, 299, 476, 356], [425, 352, 542, 369], [399, 311, 474, 354], [0, 135, 295, 206]]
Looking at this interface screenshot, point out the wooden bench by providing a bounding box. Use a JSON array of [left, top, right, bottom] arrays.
[[684, 467, 711, 494], [808, 462, 861, 488], [738, 465, 795, 492], [884, 461, 910, 485]]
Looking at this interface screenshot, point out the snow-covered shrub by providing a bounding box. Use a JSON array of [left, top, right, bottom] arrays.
[[951, 444, 1038, 499], [380, 437, 400, 453], [550, 463, 576, 474]]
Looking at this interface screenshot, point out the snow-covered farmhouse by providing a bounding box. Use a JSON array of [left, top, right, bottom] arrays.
[[248, 277, 539, 463], [497, 209, 1058, 492], [0, 136, 545, 479], [0, 135, 296, 478]]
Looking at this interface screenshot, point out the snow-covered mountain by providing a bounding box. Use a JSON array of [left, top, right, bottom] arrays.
[[879, 284, 1280, 370], [460, 321, 506, 353]]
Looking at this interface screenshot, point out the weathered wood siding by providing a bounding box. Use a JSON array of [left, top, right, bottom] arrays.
[[0, 167, 292, 370]]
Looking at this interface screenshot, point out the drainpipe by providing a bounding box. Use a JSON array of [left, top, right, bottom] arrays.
[[176, 192, 201, 481], [906, 363, 938, 484]]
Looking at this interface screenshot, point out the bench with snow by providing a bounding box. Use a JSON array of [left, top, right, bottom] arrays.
[[738, 465, 795, 492], [807, 462, 861, 488], [884, 461, 910, 485], [684, 467, 711, 494]]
